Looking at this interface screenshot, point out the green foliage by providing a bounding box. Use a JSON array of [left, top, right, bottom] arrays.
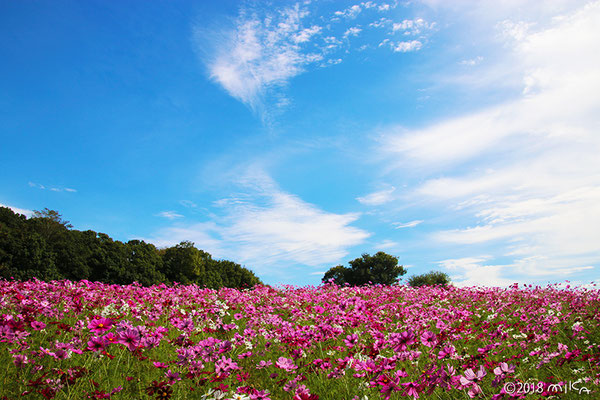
[[322, 265, 348, 286], [408, 270, 452, 287], [322, 251, 406, 286], [0, 207, 261, 288]]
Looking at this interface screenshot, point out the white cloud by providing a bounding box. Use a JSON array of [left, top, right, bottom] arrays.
[[361, 2, 377, 10], [29, 182, 45, 189], [293, 25, 322, 44], [1, 203, 33, 217], [334, 5, 363, 19], [356, 186, 395, 205], [369, 17, 391, 28], [392, 40, 422, 52], [374, 239, 399, 249], [392, 18, 433, 35], [198, 3, 321, 113], [145, 169, 370, 275], [498, 20, 533, 41], [460, 56, 483, 66], [196, 2, 435, 115], [393, 220, 423, 229], [29, 182, 76, 193], [378, 3, 395, 12], [344, 27, 363, 38], [382, 2, 600, 282], [438, 257, 518, 287], [155, 211, 184, 220]]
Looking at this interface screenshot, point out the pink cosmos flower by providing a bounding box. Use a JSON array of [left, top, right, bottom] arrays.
[[493, 362, 515, 376], [437, 345, 456, 359], [118, 328, 141, 351], [256, 360, 273, 369], [373, 374, 401, 399], [391, 330, 415, 351], [30, 321, 46, 331], [558, 343, 568, 352], [249, 390, 271, 400], [54, 349, 70, 360], [402, 381, 421, 399], [165, 369, 181, 383], [420, 331, 437, 348], [460, 365, 487, 385], [102, 332, 119, 346], [275, 357, 298, 372], [13, 354, 28, 368], [344, 333, 359, 348], [87, 336, 106, 352], [215, 355, 240, 374], [88, 317, 113, 334]]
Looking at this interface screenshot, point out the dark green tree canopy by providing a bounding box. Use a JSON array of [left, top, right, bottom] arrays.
[[407, 270, 452, 287], [0, 207, 261, 288], [322, 251, 406, 286]]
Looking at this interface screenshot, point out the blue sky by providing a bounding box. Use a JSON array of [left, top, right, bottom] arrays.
[[2, 0, 599, 287]]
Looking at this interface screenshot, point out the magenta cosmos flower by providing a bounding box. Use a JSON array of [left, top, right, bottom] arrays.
[[215, 356, 240, 374], [118, 328, 141, 351], [344, 333, 359, 348], [87, 336, 106, 352], [420, 331, 437, 348], [88, 317, 113, 334]]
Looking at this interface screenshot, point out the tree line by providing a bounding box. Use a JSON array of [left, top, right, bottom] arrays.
[[321, 251, 451, 287], [0, 207, 261, 288]]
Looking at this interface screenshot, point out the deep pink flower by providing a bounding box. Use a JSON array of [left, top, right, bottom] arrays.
[[344, 333, 359, 348], [391, 330, 416, 351], [215, 356, 240, 374], [420, 331, 437, 348], [87, 336, 106, 352], [118, 328, 140, 351], [437, 345, 456, 359], [30, 321, 46, 331], [88, 317, 113, 334], [153, 361, 168, 368], [402, 381, 421, 399], [165, 369, 181, 383]]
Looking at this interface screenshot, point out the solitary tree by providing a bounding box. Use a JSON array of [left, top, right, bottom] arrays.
[[322, 252, 406, 286], [407, 270, 451, 287]]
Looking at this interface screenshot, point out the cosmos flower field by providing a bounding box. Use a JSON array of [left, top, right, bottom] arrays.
[[1, 280, 599, 399]]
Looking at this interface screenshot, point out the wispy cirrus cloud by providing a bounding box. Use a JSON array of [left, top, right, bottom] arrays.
[[179, 200, 197, 208], [381, 1, 600, 284], [393, 220, 422, 229], [155, 211, 183, 220], [195, 1, 435, 116], [29, 182, 76, 193], [356, 186, 395, 205]]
